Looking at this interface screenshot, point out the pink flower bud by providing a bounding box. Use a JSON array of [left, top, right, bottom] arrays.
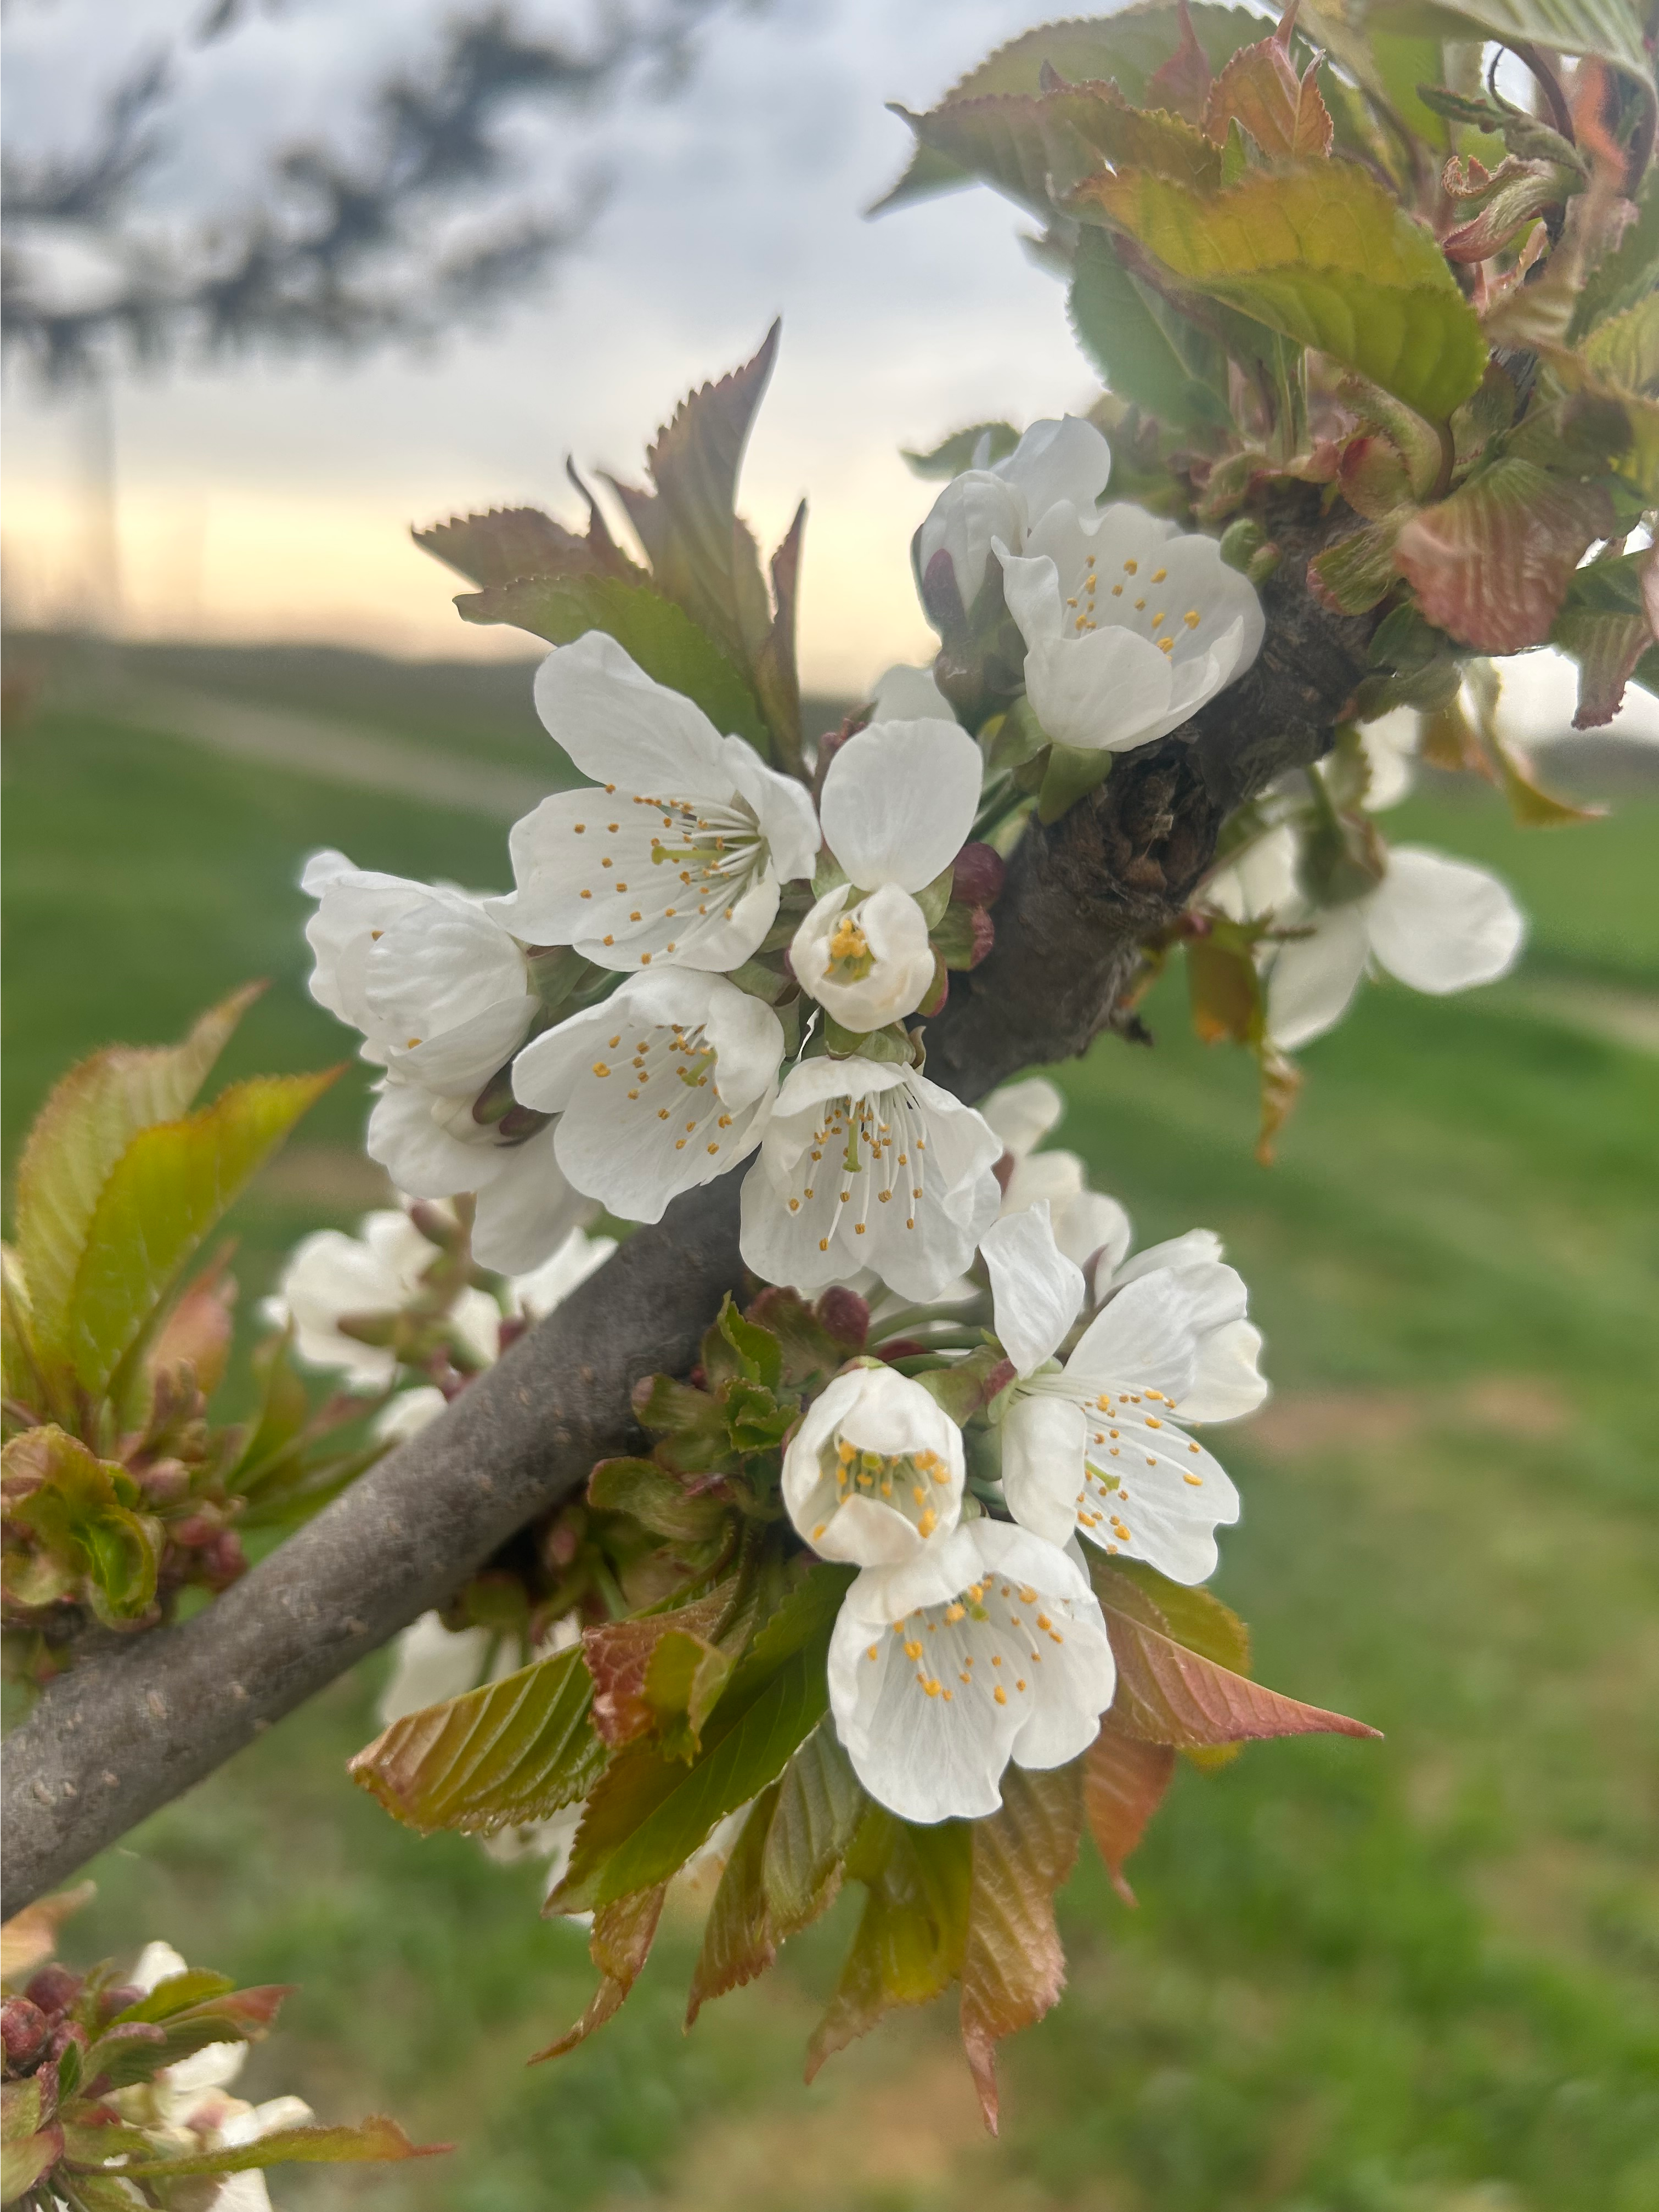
[[25, 1967, 80, 2019], [815, 1288, 869, 1353], [1, 1997, 50, 2067], [950, 842, 1005, 909]]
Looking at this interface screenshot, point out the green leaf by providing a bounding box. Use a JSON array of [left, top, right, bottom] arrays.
[[1571, 171, 1659, 339], [1107, 1558, 1252, 1671], [87, 1987, 290, 2089], [586, 1458, 732, 1543], [752, 503, 808, 777], [532, 1888, 667, 2062], [118, 2115, 441, 2181], [960, 1763, 1084, 2133], [67, 1069, 336, 1407], [707, 1297, 784, 1392], [1394, 457, 1615, 653], [455, 571, 770, 754], [2, 1426, 160, 1624], [109, 1968, 236, 2023], [1084, 1722, 1177, 1903], [582, 1592, 732, 1748], [1365, 0, 1654, 83], [1551, 550, 1659, 727], [870, 7, 1279, 213], [1079, 161, 1486, 422], [901, 423, 1020, 477], [806, 1810, 973, 2079], [1369, 30, 1451, 148], [1583, 292, 1659, 399], [685, 1782, 783, 2025], [414, 501, 642, 589], [13, 988, 261, 1398], [1068, 227, 1233, 432], [1038, 742, 1115, 823], [552, 1565, 855, 1912], [1, 2123, 62, 2201], [1, 2079, 43, 2147], [350, 1641, 603, 1836], [761, 1722, 867, 1931]]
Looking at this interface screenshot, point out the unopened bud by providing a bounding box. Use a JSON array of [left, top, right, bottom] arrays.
[[98, 1985, 144, 2023], [200, 1531, 247, 1591], [134, 1457, 192, 1507], [815, 1288, 870, 1353], [25, 1967, 81, 2019], [964, 907, 995, 969], [950, 843, 1005, 909], [1218, 517, 1268, 575], [1, 1997, 50, 2067], [407, 1199, 463, 1250]]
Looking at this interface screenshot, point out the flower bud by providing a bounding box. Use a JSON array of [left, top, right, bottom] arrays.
[[815, 1288, 869, 1353], [950, 842, 1006, 909], [1, 1997, 50, 2068], [133, 1457, 191, 1507], [25, 1967, 81, 2019], [917, 471, 1025, 617]]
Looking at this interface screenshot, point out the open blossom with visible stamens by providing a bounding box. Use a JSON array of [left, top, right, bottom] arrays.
[[791, 715, 984, 1030], [302, 850, 536, 1094], [827, 1516, 1116, 1823], [985, 1204, 1249, 1585], [783, 1365, 965, 1566], [916, 415, 1113, 617], [487, 632, 820, 974], [366, 1085, 590, 1277], [996, 503, 1264, 754], [510, 969, 784, 1222], [739, 1054, 1001, 1301]]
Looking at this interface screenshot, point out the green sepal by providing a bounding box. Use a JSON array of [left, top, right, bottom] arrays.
[[1038, 744, 1114, 824]]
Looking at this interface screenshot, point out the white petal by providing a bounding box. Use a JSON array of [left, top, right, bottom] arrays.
[[871, 664, 952, 719], [1365, 847, 1526, 994], [782, 1367, 964, 1565], [1267, 904, 1371, 1048], [1001, 1146, 1083, 1215], [1083, 1403, 1240, 1584], [983, 1203, 1084, 1376], [509, 1227, 617, 1319], [1206, 823, 1301, 922], [1356, 708, 1420, 810], [1054, 1188, 1134, 1276], [994, 544, 1064, 648], [532, 630, 727, 793], [373, 1386, 449, 1446], [1113, 1231, 1236, 1323], [997, 414, 1113, 527], [131, 1939, 191, 1994], [387, 998, 535, 1098], [471, 1121, 592, 1274], [1069, 1272, 1200, 1403], [819, 719, 984, 892], [510, 999, 622, 1113], [1001, 1392, 1090, 1547], [1182, 1318, 1268, 1425], [791, 882, 935, 1031], [377, 1612, 493, 1725], [918, 472, 1026, 610], [981, 1076, 1065, 1158], [1023, 626, 1176, 754], [704, 981, 787, 1110], [721, 737, 821, 885], [367, 1082, 501, 1199]]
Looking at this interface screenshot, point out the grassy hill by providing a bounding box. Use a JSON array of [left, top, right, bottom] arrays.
[[3, 641, 1657, 2211]]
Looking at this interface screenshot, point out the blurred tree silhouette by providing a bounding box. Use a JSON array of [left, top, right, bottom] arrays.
[[2, 0, 729, 383]]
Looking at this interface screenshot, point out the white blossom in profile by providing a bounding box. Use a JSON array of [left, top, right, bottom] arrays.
[[986, 1204, 1251, 1585], [262, 1208, 499, 1391], [917, 415, 1113, 617], [511, 969, 783, 1222], [488, 633, 819, 974], [782, 1365, 965, 1566], [366, 1087, 590, 1277], [302, 851, 535, 1096], [791, 716, 983, 1032], [981, 1076, 1132, 1271], [827, 1516, 1115, 1823], [997, 504, 1264, 755], [740, 1054, 1001, 1302]]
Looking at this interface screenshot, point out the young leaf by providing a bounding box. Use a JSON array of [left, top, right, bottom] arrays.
[[1084, 1723, 1177, 1903], [118, 2115, 442, 2180], [0, 1883, 95, 1980], [1551, 548, 1659, 725], [2, 1426, 160, 1625], [1201, 5, 1334, 157], [761, 1722, 867, 1933], [414, 504, 637, 589], [582, 1592, 731, 1748], [752, 501, 808, 775], [1078, 161, 1486, 422], [68, 1069, 337, 1407], [806, 1810, 974, 2079], [1108, 1557, 1252, 1672], [456, 572, 770, 753], [13, 988, 261, 1396], [1308, 519, 1406, 614], [585, 1457, 731, 1543], [349, 1641, 603, 1836], [1364, 0, 1654, 84], [1393, 458, 1615, 653], [1069, 227, 1234, 432], [143, 1253, 236, 1400], [685, 1782, 782, 2025], [532, 1887, 667, 2063], [901, 422, 1021, 477], [1094, 1565, 1379, 1747], [0, 2123, 62, 2200], [960, 1763, 1084, 2134]]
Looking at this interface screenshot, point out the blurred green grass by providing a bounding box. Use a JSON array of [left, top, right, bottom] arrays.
[[3, 653, 1657, 2212]]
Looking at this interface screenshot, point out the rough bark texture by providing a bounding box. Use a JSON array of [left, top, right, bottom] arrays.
[[2, 499, 1371, 1908]]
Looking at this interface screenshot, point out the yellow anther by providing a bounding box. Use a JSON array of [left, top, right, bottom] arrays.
[[945, 1602, 966, 1624], [1184, 608, 1201, 628], [994, 1685, 1007, 1706], [591, 1062, 610, 1077]]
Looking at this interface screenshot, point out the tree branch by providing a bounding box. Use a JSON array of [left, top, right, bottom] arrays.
[[1, 499, 1371, 1908]]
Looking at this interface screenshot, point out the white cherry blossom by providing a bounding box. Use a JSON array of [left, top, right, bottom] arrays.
[[511, 969, 783, 1222], [997, 503, 1264, 755], [487, 633, 819, 974], [302, 850, 535, 1095], [791, 714, 983, 1030], [263, 1207, 499, 1390], [827, 1516, 1116, 1823], [740, 1053, 1001, 1301], [1210, 828, 1526, 1050], [782, 1364, 965, 1566], [366, 1085, 590, 1277], [983, 1076, 1132, 1270], [917, 415, 1113, 616], [986, 1205, 1247, 1585]]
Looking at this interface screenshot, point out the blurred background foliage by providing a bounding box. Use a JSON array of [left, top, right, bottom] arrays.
[[3, 642, 1656, 2209]]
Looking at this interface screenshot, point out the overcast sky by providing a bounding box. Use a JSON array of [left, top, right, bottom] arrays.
[[5, 0, 1656, 743]]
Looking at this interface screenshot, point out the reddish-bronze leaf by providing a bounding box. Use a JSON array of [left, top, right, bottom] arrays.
[[1084, 1724, 1176, 1905], [685, 1784, 781, 2026], [583, 1592, 730, 1747], [531, 1886, 667, 2063], [1395, 459, 1615, 653], [412, 507, 595, 588], [1201, 1, 1331, 158], [960, 1764, 1084, 2135], [145, 1252, 236, 1400], [1144, 0, 1212, 124]]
